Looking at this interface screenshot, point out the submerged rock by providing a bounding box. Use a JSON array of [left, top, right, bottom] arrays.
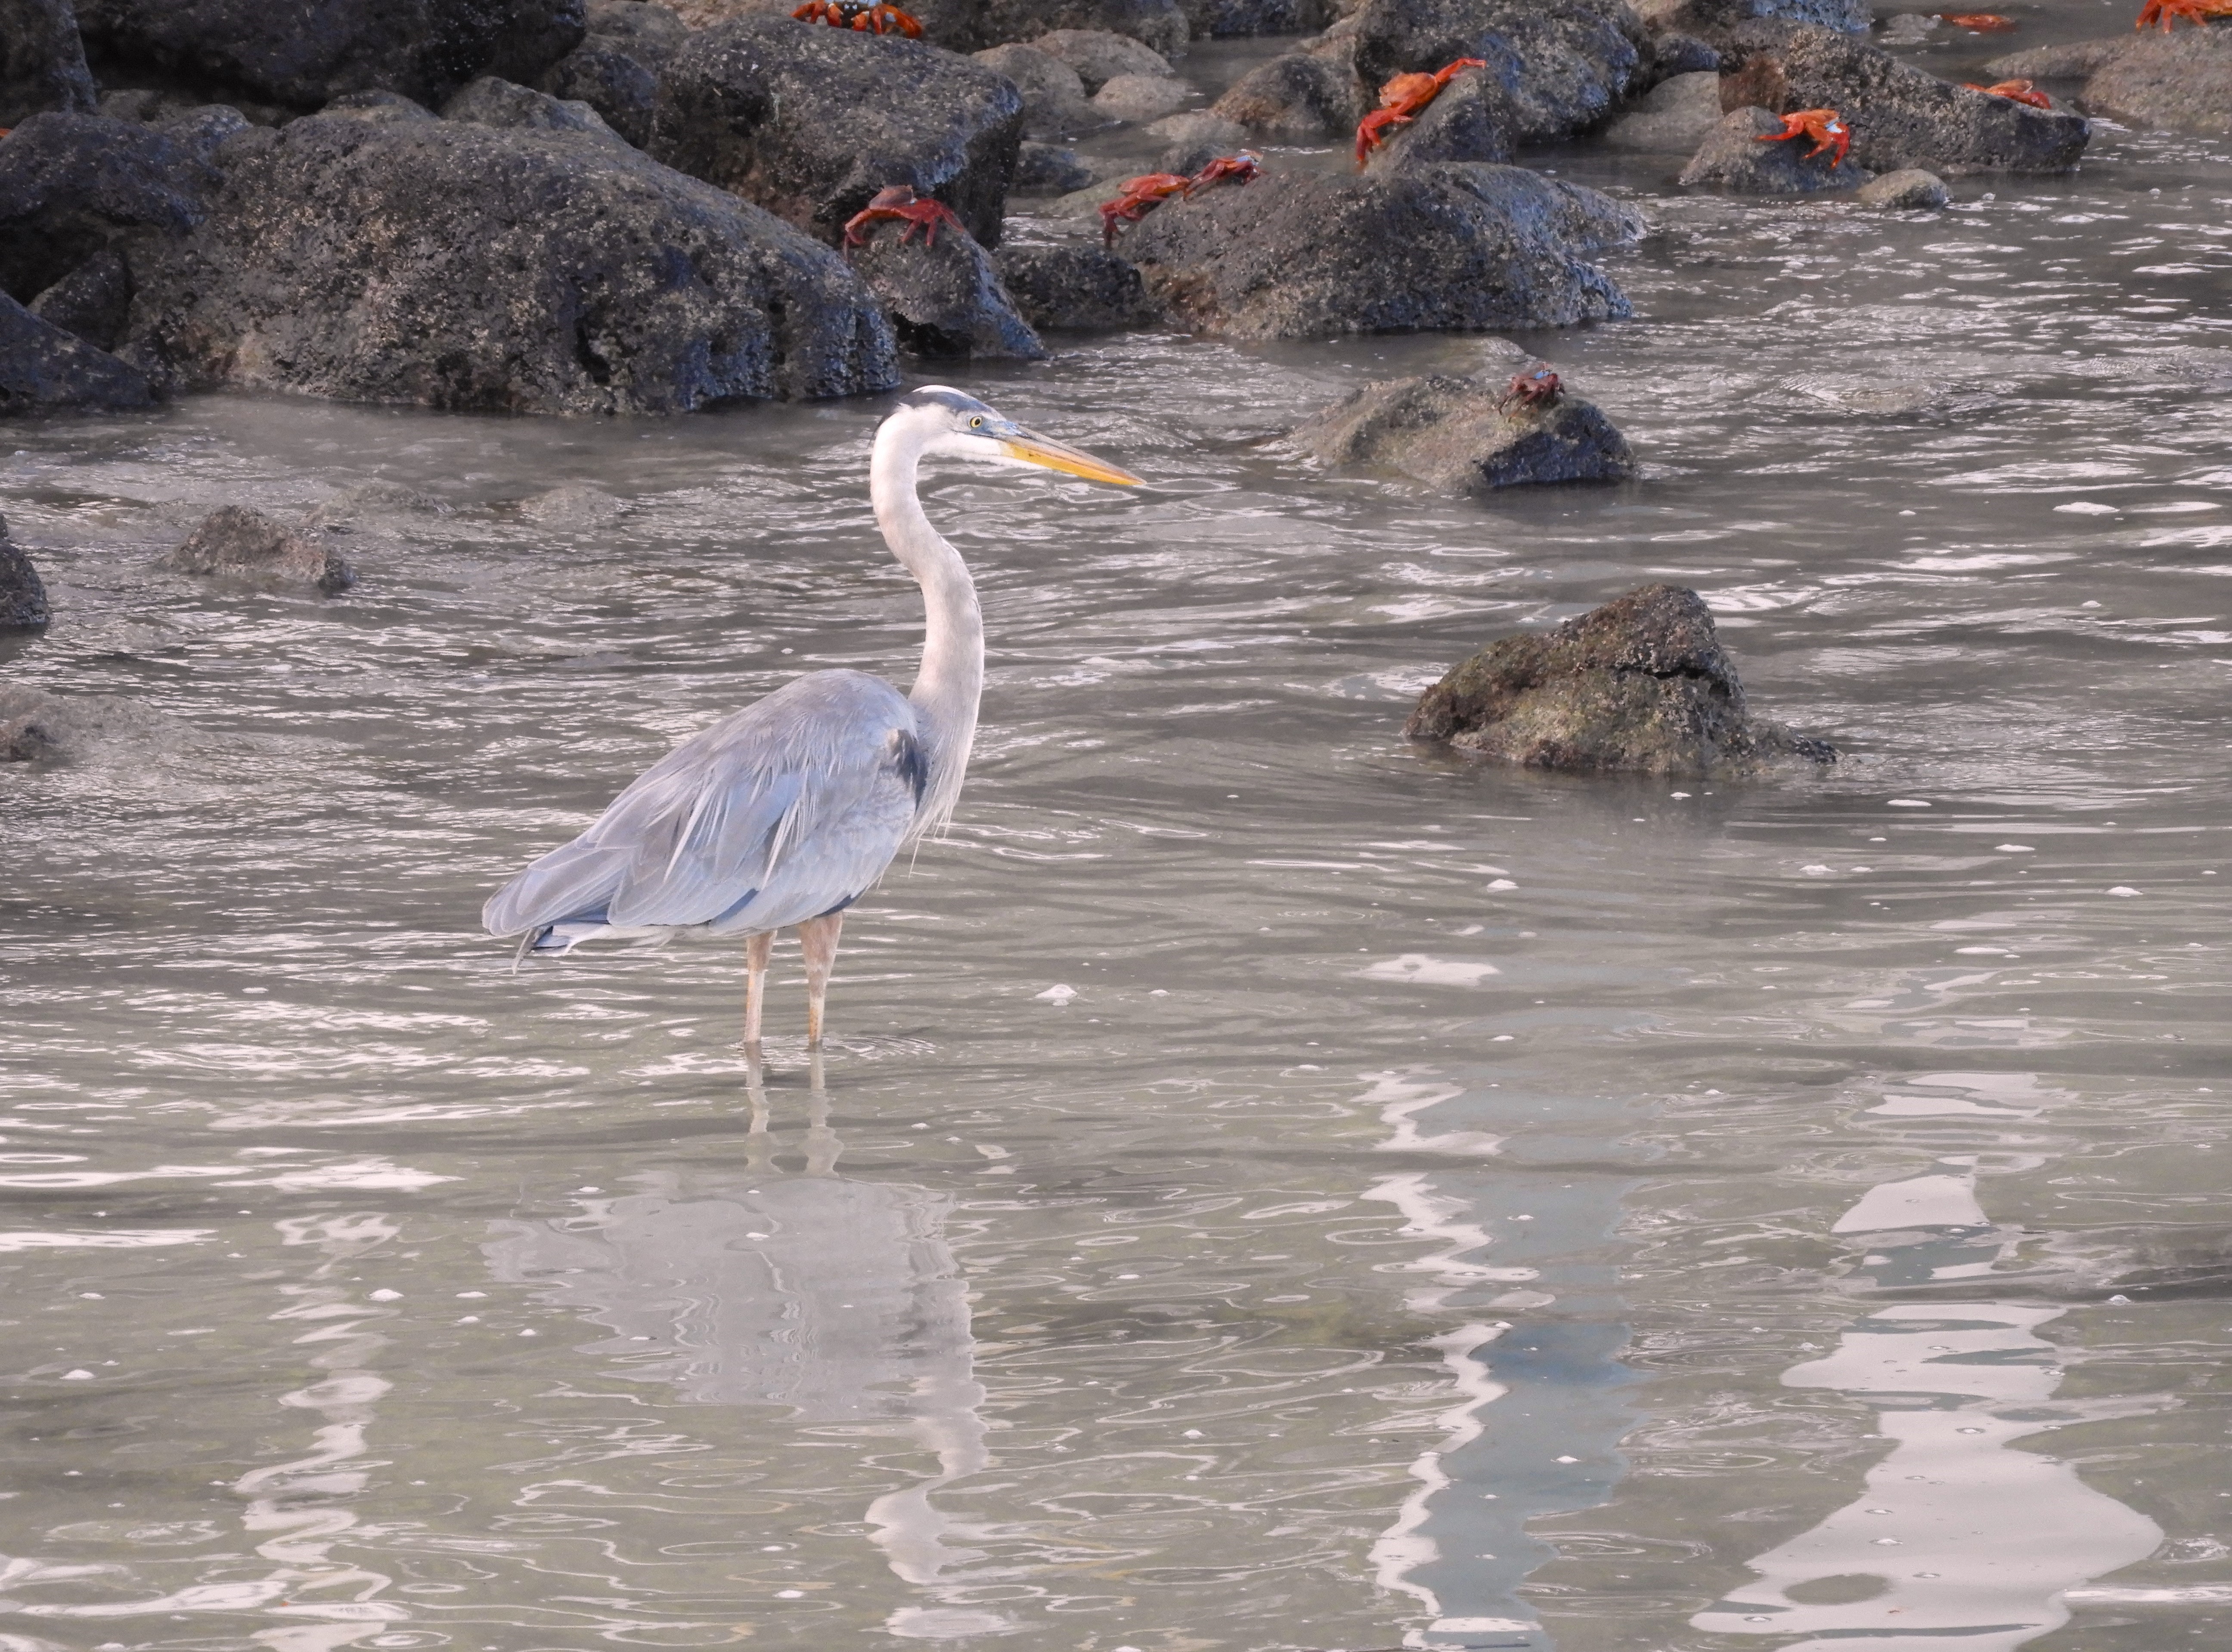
[[1405, 583, 1835, 775], [1985, 28, 2232, 137], [1603, 68, 1721, 149], [0, 511, 51, 629], [1720, 23, 2089, 173], [1293, 369, 1635, 493], [846, 215, 1046, 359], [649, 17, 1024, 248], [1, 291, 157, 413], [161, 505, 357, 593], [520, 482, 628, 525], [1, 0, 99, 127], [1855, 165, 1945, 207], [1680, 104, 1871, 190], [124, 114, 899, 412], [0, 678, 205, 764], [1116, 161, 1638, 340], [73, 0, 589, 113], [993, 242, 1161, 329]]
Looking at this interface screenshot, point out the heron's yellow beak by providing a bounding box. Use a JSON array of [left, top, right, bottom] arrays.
[[998, 427, 1145, 487]]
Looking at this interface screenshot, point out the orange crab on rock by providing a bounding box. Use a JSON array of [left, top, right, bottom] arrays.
[[1098, 153, 1262, 247], [1755, 107, 1851, 168], [843, 185, 964, 248], [1502, 365, 1562, 411], [1354, 57, 1491, 169], [1962, 77, 2052, 106], [2135, 0, 2232, 27], [792, 0, 923, 36]]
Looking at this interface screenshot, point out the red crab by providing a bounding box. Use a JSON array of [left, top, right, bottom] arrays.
[[1354, 58, 1491, 169], [2135, 0, 2232, 26], [792, 0, 923, 36], [842, 185, 964, 248], [1936, 10, 2017, 27], [1503, 365, 1562, 410], [1962, 77, 2052, 106], [1097, 153, 1261, 246], [1755, 106, 1851, 168]]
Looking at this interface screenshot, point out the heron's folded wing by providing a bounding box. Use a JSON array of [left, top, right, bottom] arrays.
[[481, 837, 627, 937]]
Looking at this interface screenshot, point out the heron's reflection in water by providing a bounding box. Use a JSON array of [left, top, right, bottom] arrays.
[[1693, 1163, 2161, 1652], [484, 1054, 1008, 1641]]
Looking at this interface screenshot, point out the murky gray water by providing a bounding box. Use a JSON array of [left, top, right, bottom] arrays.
[[3, 6, 2230, 1648]]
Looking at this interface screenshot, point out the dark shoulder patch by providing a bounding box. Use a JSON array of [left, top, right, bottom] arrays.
[[888, 725, 929, 805]]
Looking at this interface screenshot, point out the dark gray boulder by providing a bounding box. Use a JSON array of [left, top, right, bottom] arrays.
[[1638, 0, 1870, 41], [1116, 161, 1638, 340], [321, 88, 439, 123], [1210, 47, 1364, 139], [845, 214, 1046, 358], [973, 42, 1102, 136], [534, 0, 688, 148], [1603, 67, 1721, 149], [443, 73, 628, 143], [1855, 165, 1944, 207], [1350, 0, 1652, 143], [1647, 31, 1721, 76], [1, 0, 98, 126], [161, 505, 356, 593], [1013, 139, 1095, 192], [1361, 65, 1515, 167], [0, 111, 217, 304], [159, 102, 254, 153], [1, 290, 157, 412], [983, 0, 1187, 58], [1293, 368, 1635, 493], [1987, 29, 2232, 136], [1404, 583, 1835, 775], [1978, 38, 2126, 81], [1679, 104, 1871, 190], [1026, 27, 1175, 92], [1181, 0, 1335, 37], [648, 17, 1024, 248], [993, 242, 1160, 329], [124, 114, 899, 412], [1721, 23, 2089, 172], [0, 512, 51, 629], [74, 0, 589, 113], [28, 245, 132, 349]]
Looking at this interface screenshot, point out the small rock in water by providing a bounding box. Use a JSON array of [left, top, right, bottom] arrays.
[[1012, 140, 1096, 194], [1405, 583, 1836, 775], [1291, 368, 1636, 494], [520, 484, 629, 527], [992, 243, 1161, 331], [1211, 49, 1363, 141], [162, 505, 356, 593], [1092, 71, 1192, 123], [1856, 167, 1947, 209], [973, 43, 1101, 138], [0, 512, 53, 630], [1680, 105, 1872, 192], [1025, 28, 1180, 95], [1603, 70, 1721, 152]]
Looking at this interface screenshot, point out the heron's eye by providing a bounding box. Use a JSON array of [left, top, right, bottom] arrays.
[[969, 416, 983, 429]]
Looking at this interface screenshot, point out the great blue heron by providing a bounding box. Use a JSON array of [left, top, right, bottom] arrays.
[[483, 387, 1143, 1044]]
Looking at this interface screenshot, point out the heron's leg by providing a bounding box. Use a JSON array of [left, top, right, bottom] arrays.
[[744, 930, 774, 1046], [797, 912, 844, 1046]]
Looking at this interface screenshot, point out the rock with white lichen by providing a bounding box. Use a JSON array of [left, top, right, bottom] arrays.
[[161, 505, 358, 593], [1292, 368, 1635, 493]]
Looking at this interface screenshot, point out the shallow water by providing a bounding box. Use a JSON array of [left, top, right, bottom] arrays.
[[3, 6, 2230, 1649]]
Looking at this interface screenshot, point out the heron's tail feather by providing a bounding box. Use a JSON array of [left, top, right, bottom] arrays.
[[484, 839, 625, 938]]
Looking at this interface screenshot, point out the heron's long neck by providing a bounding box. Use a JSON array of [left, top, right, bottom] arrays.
[[871, 429, 983, 834]]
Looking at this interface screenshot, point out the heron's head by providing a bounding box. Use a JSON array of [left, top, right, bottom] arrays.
[[887, 386, 1144, 487]]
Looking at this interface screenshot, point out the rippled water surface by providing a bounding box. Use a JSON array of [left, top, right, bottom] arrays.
[[3, 8, 2229, 1649]]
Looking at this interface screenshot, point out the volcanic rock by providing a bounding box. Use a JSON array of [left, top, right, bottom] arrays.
[[0, 111, 218, 305], [443, 74, 629, 144], [0, 512, 51, 629], [123, 114, 899, 412], [1679, 104, 1871, 190], [993, 242, 1161, 329], [1855, 165, 1945, 207], [1293, 369, 1635, 493], [1361, 65, 1515, 167], [1637, 0, 1871, 41], [161, 505, 357, 593], [1, 290, 157, 412], [520, 482, 627, 525], [1603, 68, 1721, 149], [845, 214, 1046, 359], [1, 0, 98, 126], [28, 246, 132, 350], [985, 0, 1188, 59], [1210, 48, 1364, 139], [535, 0, 689, 148], [649, 17, 1024, 248], [973, 42, 1102, 137], [1648, 31, 1722, 77], [1719, 23, 2089, 172], [1182, 0, 1335, 35], [73, 0, 589, 114], [1115, 161, 1638, 340], [1985, 29, 2232, 136], [1404, 583, 1836, 775], [1349, 0, 1652, 143], [1029, 27, 1178, 92], [1014, 140, 1096, 192], [1094, 71, 1192, 121]]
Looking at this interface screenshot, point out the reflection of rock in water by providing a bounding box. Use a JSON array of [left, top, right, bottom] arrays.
[[1693, 1171, 2161, 1652], [488, 1172, 967, 1420]]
